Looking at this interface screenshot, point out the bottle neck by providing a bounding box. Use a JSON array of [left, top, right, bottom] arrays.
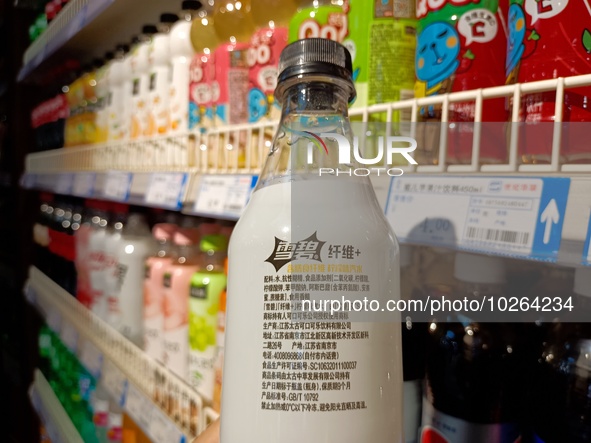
[[256, 77, 355, 190]]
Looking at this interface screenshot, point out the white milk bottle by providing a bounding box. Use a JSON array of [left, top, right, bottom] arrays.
[[113, 213, 154, 347], [221, 38, 404, 442], [169, 1, 201, 135], [130, 25, 157, 141]]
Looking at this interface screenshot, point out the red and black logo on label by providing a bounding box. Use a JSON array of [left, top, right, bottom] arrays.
[[265, 232, 325, 272]]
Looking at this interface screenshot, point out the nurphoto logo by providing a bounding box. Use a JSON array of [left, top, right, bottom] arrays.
[[291, 128, 418, 177]]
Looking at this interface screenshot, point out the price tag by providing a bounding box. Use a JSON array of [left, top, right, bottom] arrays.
[[46, 307, 61, 333], [145, 173, 188, 209], [20, 173, 36, 189], [194, 175, 256, 218], [24, 282, 36, 304], [385, 176, 570, 261], [59, 321, 79, 352], [148, 407, 183, 443], [102, 360, 127, 405], [55, 174, 74, 195], [73, 173, 96, 197], [103, 172, 132, 201], [79, 340, 103, 379], [125, 384, 153, 431]]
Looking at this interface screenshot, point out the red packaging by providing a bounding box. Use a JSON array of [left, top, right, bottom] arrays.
[[415, 0, 509, 164], [213, 42, 250, 126], [247, 26, 288, 123], [506, 0, 591, 163], [189, 52, 216, 129]]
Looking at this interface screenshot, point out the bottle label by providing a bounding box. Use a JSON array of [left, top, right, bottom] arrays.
[[415, 0, 508, 163], [213, 43, 249, 126], [144, 256, 172, 362], [163, 265, 198, 379], [247, 27, 288, 123], [131, 73, 150, 139], [148, 65, 171, 135], [170, 57, 191, 132], [223, 180, 404, 442], [189, 52, 216, 129], [420, 398, 521, 443], [506, 0, 591, 160], [189, 272, 227, 400], [288, 5, 349, 43]]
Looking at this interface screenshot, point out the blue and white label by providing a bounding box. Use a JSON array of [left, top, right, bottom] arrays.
[[385, 176, 570, 261], [145, 173, 188, 210], [582, 213, 591, 265], [194, 175, 257, 219], [103, 171, 132, 202], [72, 173, 96, 197]]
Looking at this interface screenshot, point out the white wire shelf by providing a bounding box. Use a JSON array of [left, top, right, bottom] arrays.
[[29, 369, 85, 443], [25, 266, 216, 442], [25, 74, 591, 174]]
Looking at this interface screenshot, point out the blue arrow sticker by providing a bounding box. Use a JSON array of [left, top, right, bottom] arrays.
[[532, 177, 570, 261]]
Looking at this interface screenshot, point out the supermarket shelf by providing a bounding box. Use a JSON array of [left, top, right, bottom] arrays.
[[29, 369, 84, 443], [20, 170, 257, 220], [19, 0, 176, 83], [24, 75, 591, 173], [25, 266, 207, 441]]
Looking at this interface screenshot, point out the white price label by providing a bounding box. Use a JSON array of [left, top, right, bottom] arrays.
[[59, 321, 78, 352], [73, 173, 96, 197], [385, 176, 569, 260], [102, 360, 127, 405], [194, 175, 256, 218], [46, 307, 61, 333], [149, 407, 183, 443], [145, 173, 188, 209], [55, 174, 74, 195], [125, 384, 152, 431], [103, 172, 132, 201], [79, 340, 103, 378]]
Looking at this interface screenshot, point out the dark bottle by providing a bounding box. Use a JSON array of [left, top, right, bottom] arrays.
[[531, 267, 591, 443], [421, 252, 525, 443], [400, 245, 427, 443]]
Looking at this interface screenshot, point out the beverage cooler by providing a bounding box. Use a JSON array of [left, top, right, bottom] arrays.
[[8, 0, 591, 442]]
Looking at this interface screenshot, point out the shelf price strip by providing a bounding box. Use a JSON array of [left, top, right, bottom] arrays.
[[385, 176, 570, 261]]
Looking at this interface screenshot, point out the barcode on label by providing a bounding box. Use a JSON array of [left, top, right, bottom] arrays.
[[465, 227, 530, 245]]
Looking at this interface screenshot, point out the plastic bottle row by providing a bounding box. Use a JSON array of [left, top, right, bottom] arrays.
[[33, 194, 233, 411], [38, 325, 148, 443], [30, 0, 591, 167], [401, 247, 591, 443]]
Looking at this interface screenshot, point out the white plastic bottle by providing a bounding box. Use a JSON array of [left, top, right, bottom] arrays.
[[147, 13, 179, 140], [87, 200, 109, 319], [221, 39, 404, 442], [169, 1, 201, 135], [95, 52, 113, 144], [130, 25, 157, 141], [113, 213, 154, 347], [103, 203, 128, 329], [120, 38, 136, 143], [107, 45, 129, 142]]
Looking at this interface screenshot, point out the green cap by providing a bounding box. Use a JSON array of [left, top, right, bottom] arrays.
[[200, 234, 228, 252]]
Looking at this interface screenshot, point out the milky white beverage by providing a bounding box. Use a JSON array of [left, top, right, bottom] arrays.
[[113, 214, 154, 347], [221, 39, 404, 442]]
